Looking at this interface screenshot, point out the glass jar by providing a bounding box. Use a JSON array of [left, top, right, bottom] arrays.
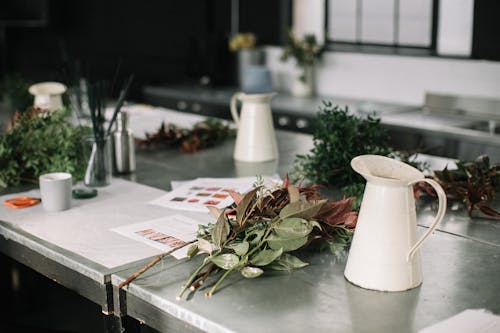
[[83, 135, 112, 187]]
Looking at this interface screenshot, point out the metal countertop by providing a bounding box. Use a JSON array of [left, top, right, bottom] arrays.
[[109, 109, 500, 333]]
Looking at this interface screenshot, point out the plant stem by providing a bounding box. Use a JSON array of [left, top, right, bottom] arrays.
[[190, 264, 215, 291], [177, 259, 211, 300], [205, 268, 234, 297], [119, 239, 196, 289]]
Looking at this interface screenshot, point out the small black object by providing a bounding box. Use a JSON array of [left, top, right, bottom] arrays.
[[72, 187, 98, 199]]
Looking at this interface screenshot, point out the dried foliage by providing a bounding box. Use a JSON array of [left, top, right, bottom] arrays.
[[416, 155, 500, 219], [176, 175, 357, 298], [137, 118, 235, 153]]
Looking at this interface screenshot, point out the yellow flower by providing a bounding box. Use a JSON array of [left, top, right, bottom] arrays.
[[229, 33, 257, 52]]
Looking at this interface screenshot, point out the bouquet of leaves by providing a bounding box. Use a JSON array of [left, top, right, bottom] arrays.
[[178, 176, 357, 298], [119, 176, 358, 297], [137, 118, 235, 153], [415, 155, 500, 219]]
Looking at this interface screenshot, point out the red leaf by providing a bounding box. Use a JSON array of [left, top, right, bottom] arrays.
[[476, 203, 500, 219], [319, 197, 354, 223], [344, 212, 358, 228], [282, 174, 290, 188]]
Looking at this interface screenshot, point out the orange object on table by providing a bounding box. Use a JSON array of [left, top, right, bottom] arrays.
[[3, 196, 41, 209]]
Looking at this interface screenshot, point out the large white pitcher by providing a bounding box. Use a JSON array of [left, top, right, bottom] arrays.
[[344, 155, 447, 291], [230, 92, 278, 162]]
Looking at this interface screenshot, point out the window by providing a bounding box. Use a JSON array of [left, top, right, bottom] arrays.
[[326, 0, 436, 52]]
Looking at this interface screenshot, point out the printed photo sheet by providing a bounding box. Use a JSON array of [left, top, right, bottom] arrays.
[[149, 177, 277, 212], [111, 214, 200, 259]]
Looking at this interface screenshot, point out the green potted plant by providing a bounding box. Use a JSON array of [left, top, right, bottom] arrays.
[[280, 30, 324, 97]]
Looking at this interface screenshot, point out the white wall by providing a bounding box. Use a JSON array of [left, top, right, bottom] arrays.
[[265, 46, 500, 106]]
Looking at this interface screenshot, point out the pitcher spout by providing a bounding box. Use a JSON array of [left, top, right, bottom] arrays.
[[351, 155, 424, 185]]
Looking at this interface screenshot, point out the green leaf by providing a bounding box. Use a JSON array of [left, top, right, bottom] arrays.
[[240, 266, 264, 278], [273, 217, 313, 238], [310, 220, 322, 231], [246, 228, 265, 245], [279, 200, 327, 219], [187, 244, 199, 258], [226, 241, 249, 256], [197, 238, 214, 255], [211, 212, 230, 248], [210, 253, 240, 270], [250, 248, 283, 266], [267, 254, 309, 271], [267, 234, 308, 252]]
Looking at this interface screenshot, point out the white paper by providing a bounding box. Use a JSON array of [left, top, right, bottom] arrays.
[[419, 309, 500, 333], [150, 176, 280, 213], [111, 214, 200, 259], [0, 178, 211, 268]]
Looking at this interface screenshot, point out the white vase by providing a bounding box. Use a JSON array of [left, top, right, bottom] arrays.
[[290, 65, 315, 97]]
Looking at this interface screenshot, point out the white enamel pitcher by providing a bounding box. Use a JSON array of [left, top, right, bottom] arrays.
[[230, 92, 278, 162], [344, 155, 447, 292]]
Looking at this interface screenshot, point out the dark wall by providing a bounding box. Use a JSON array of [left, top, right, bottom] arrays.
[[1, 0, 287, 100], [472, 0, 500, 61]]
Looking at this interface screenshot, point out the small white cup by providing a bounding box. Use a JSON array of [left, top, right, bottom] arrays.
[[39, 172, 72, 212]]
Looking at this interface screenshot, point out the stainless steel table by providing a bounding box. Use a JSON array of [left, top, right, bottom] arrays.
[[0, 219, 154, 332], [111, 227, 500, 333], [109, 126, 500, 332], [1, 106, 499, 332]]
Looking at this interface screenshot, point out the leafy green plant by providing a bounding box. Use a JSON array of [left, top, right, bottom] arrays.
[[293, 102, 390, 188], [0, 108, 90, 187], [119, 176, 358, 297], [178, 177, 357, 297], [280, 30, 324, 83]]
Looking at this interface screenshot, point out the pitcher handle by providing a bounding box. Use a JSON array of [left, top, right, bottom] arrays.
[[406, 178, 447, 262], [230, 92, 243, 128]]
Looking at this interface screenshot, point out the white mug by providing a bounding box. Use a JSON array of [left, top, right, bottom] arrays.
[[39, 172, 72, 212]]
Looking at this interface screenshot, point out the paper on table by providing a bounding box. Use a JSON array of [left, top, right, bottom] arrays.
[[111, 214, 200, 259], [419, 309, 500, 333], [150, 176, 280, 213], [0, 178, 211, 268]]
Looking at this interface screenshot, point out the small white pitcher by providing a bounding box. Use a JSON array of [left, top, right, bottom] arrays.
[[230, 92, 278, 162], [29, 81, 67, 112], [344, 155, 447, 292]]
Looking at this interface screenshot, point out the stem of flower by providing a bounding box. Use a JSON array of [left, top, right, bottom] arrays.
[[189, 263, 215, 291], [205, 268, 234, 297], [177, 259, 210, 300], [119, 239, 196, 289]]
